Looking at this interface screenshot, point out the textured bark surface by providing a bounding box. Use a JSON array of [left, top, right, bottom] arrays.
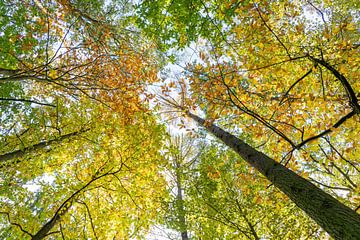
[[31, 214, 62, 240], [187, 111, 360, 239]]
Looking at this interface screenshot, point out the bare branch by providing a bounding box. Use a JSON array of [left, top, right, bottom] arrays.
[[0, 212, 33, 237], [0, 98, 55, 107], [280, 68, 313, 105], [295, 110, 355, 149], [310, 57, 360, 112], [256, 7, 291, 59]]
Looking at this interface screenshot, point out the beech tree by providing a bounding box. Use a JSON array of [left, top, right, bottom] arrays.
[[137, 0, 360, 238], [164, 136, 322, 239], [184, 106, 360, 239], [1, 0, 359, 239], [1, 1, 166, 239], [0, 105, 168, 239]]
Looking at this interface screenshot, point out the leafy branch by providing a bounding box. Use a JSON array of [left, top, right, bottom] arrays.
[[32, 164, 125, 240]]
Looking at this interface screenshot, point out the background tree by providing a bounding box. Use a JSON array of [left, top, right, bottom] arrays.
[[1, 0, 159, 151], [0, 102, 168, 239], [163, 134, 329, 239], [0, 1, 167, 239]]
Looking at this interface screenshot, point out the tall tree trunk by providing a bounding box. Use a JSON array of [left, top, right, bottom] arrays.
[[0, 128, 90, 164], [31, 208, 70, 240], [175, 166, 189, 240], [32, 167, 123, 240], [186, 111, 360, 240]]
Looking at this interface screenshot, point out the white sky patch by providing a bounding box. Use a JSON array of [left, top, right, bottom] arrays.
[[303, 2, 330, 24], [146, 224, 184, 240], [23, 174, 56, 193]]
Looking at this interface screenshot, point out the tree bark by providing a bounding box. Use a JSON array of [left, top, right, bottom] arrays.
[[0, 128, 90, 164], [186, 111, 360, 240], [32, 166, 123, 240], [175, 166, 189, 240]]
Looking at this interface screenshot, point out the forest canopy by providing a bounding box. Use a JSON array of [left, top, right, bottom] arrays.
[[0, 0, 359, 239]]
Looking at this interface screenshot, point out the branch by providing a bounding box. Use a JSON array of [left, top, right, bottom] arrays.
[[0, 128, 90, 164], [32, 165, 124, 240], [206, 47, 297, 148], [280, 68, 313, 105], [0, 67, 19, 75], [0, 212, 33, 238], [324, 138, 360, 173], [309, 177, 351, 191], [194, 185, 252, 239], [223, 180, 260, 240], [0, 74, 46, 82], [0, 97, 55, 107], [310, 57, 360, 112], [256, 7, 291, 58], [294, 110, 355, 149], [220, 72, 296, 147], [306, 1, 327, 25], [330, 162, 357, 189], [76, 200, 99, 240]]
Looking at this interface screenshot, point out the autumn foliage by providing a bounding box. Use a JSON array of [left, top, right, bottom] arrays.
[[0, 0, 359, 239]]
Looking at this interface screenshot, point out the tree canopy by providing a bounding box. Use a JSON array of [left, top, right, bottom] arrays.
[[0, 0, 359, 239]]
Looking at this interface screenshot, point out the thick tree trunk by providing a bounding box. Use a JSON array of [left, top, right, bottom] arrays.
[[31, 213, 64, 240], [186, 111, 360, 240]]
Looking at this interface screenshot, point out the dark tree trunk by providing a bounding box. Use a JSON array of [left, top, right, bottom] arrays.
[[187, 111, 360, 240], [0, 128, 89, 164], [31, 167, 122, 240]]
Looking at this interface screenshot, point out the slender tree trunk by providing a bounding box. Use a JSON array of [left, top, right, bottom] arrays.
[[0, 128, 90, 164], [186, 111, 360, 240], [175, 166, 189, 240], [32, 167, 123, 240]]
